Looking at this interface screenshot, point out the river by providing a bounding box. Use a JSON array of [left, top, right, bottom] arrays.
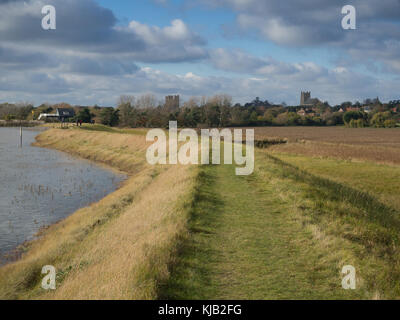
[[0, 127, 126, 263]]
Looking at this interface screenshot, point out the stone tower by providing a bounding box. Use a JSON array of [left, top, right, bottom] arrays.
[[300, 91, 311, 106], [165, 95, 180, 111]]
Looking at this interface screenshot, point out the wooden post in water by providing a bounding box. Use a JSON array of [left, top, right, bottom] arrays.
[[19, 125, 22, 148]]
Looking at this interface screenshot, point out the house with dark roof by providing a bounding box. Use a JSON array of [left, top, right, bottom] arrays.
[[56, 108, 75, 120], [38, 108, 75, 121]]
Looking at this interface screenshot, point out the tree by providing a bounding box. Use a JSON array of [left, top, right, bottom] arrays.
[[384, 119, 396, 128], [230, 107, 246, 126], [33, 104, 53, 120], [249, 111, 258, 124], [76, 108, 93, 123], [343, 111, 365, 126], [219, 105, 231, 127], [341, 101, 353, 109], [117, 95, 136, 127], [100, 108, 119, 126], [204, 104, 221, 127], [137, 94, 157, 109], [183, 97, 199, 109], [370, 112, 391, 128], [0, 102, 33, 120]]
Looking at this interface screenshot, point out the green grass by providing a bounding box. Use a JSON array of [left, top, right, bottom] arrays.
[[272, 153, 400, 211], [258, 152, 400, 298], [77, 124, 148, 135], [159, 146, 400, 299], [266, 154, 400, 232], [78, 124, 118, 133], [160, 159, 375, 299]]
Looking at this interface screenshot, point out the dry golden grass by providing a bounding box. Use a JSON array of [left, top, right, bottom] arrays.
[[0, 128, 197, 300], [34, 128, 149, 174]]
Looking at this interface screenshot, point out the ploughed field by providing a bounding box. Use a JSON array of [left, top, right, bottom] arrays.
[[253, 126, 400, 146]]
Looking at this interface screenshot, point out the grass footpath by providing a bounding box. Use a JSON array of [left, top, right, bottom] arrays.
[[162, 159, 370, 299]]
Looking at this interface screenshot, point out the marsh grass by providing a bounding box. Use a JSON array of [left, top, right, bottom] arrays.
[[0, 128, 197, 299]]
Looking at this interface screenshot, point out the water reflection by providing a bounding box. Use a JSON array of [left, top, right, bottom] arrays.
[[0, 127, 126, 263]]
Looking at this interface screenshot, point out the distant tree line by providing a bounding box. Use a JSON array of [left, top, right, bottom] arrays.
[[1, 95, 399, 128], [102, 95, 399, 128], [0, 102, 34, 121]]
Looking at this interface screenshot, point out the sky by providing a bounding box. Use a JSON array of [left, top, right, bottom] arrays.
[[0, 0, 400, 106]]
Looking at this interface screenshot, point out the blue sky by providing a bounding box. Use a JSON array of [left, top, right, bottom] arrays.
[[97, 0, 334, 72], [0, 0, 400, 106]]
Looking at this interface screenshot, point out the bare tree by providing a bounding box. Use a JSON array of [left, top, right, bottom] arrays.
[[206, 94, 232, 108], [117, 95, 136, 127], [136, 94, 157, 109], [183, 97, 200, 109]]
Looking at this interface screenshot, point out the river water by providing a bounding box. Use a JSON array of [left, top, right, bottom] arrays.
[[0, 127, 126, 263]]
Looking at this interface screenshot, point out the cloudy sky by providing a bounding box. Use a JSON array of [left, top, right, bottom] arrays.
[[0, 0, 399, 106]]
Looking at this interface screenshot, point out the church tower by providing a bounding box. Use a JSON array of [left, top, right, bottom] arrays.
[[300, 91, 311, 106]]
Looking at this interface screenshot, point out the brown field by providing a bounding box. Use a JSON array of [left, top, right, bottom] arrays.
[[250, 127, 400, 165], [253, 127, 400, 146]]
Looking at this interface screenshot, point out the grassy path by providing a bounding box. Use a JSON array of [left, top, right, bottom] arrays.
[[162, 160, 369, 299]]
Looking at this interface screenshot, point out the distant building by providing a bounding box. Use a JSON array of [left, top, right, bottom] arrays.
[[165, 95, 180, 111], [300, 91, 320, 106], [38, 108, 75, 121], [56, 108, 75, 120], [363, 106, 372, 113], [297, 108, 316, 117], [346, 107, 360, 112], [297, 109, 307, 117]]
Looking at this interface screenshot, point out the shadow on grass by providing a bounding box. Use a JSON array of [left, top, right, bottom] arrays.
[[267, 154, 400, 234], [78, 124, 148, 136], [78, 124, 118, 133]]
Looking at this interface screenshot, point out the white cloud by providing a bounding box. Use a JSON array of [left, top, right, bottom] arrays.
[[0, 0, 207, 63], [0, 0, 399, 106], [204, 0, 400, 74]]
